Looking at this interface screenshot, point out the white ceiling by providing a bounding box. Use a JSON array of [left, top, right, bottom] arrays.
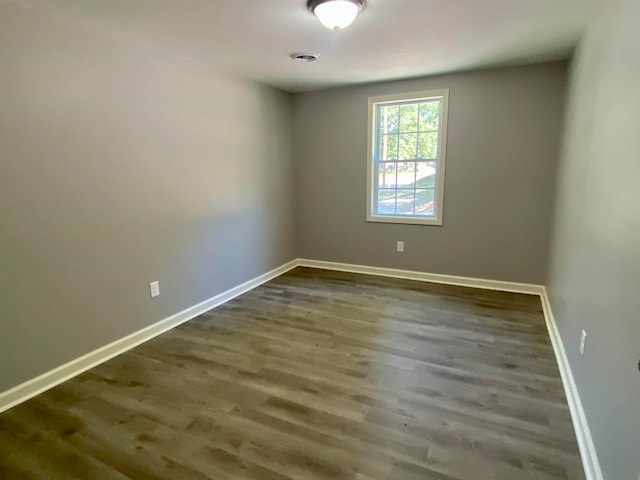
[[8, 0, 600, 92]]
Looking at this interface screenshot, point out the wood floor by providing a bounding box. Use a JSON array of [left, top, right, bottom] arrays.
[[0, 267, 585, 480]]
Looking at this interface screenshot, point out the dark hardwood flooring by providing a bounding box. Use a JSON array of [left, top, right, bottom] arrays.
[[0, 267, 585, 479]]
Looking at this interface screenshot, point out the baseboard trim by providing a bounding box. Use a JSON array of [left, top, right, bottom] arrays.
[[540, 288, 603, 480], [297, 258, 544, 295], [0, 259, 299, 415]]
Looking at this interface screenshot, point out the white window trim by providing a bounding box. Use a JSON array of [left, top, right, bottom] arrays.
[[366, 89, 449, 226]]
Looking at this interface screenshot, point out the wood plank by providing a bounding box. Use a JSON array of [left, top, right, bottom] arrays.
[[0, 267, 585, 479]]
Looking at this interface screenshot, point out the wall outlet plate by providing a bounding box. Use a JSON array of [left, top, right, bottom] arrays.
[[579, 330, 587, 356], [150, 281, 160, 298], [397, 241, 405, 253]]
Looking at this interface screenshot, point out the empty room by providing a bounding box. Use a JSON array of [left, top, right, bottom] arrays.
[[0, 0, 638, 479]]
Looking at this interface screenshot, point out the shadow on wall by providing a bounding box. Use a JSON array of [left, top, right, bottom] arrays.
[[546, 3, 640, 480], [0, 2, 294, 391]]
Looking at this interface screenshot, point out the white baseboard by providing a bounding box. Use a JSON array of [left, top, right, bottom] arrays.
[[297, 258, 545, 295], [0, 259, 298, 415], [540, 288, 603, 480]]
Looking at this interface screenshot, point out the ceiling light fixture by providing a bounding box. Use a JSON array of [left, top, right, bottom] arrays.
[[307, 0, 366, 31], [290, 53, 321, 62]]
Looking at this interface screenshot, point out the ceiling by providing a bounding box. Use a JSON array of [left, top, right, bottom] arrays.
[[7, 0, 601, 92]]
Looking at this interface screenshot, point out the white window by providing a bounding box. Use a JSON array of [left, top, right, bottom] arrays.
[[367, 89, 449, 225]]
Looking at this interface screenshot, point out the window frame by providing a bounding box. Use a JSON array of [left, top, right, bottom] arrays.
[[366, 89, 449, 226]]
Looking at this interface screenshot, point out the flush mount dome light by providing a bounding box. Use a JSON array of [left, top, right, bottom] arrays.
[[307, 0, 366, 30]]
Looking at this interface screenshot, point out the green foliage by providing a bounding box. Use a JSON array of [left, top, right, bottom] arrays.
[[378, 134, 398, 160], [416, 161, 436, 187], [377, 187, 435, 215], [418, 132, 438, 159], [399, 104, 418, 132], [399, 134, 417, 159], [378, 105, 398, 134], [419, 101, 440, 131], [374, 98, 441, 216], [377, 100, 441, 161]]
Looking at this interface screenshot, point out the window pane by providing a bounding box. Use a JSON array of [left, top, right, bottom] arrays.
[[396, 189, 415, 215], [396, 162, 416, 187], [418, 132, 438, 159], [370, 91, 447, 223], [399, 104, 418, 133], [378, 134, 398, 160], [415, 189, 435, 216], [377, 189, 396, 214], [378, 105, 399, 134], [419, 101, 440, 131], [416, 161, 436, 188], [378, 162, 397, 188], [399, 134, 417, 160]]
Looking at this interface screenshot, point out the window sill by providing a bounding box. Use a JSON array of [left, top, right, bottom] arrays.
[[366, 214, 443, 226]]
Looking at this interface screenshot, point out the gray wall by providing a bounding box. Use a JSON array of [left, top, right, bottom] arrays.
[[293, 62, 568, 284], [547, 4, 640, 480], [0, 3, 295, 391]]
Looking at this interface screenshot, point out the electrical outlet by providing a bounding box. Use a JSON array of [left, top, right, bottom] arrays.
[[397, 241, 405, 253], [579, 330, 587, 356], [149, 281, 160, 298]]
